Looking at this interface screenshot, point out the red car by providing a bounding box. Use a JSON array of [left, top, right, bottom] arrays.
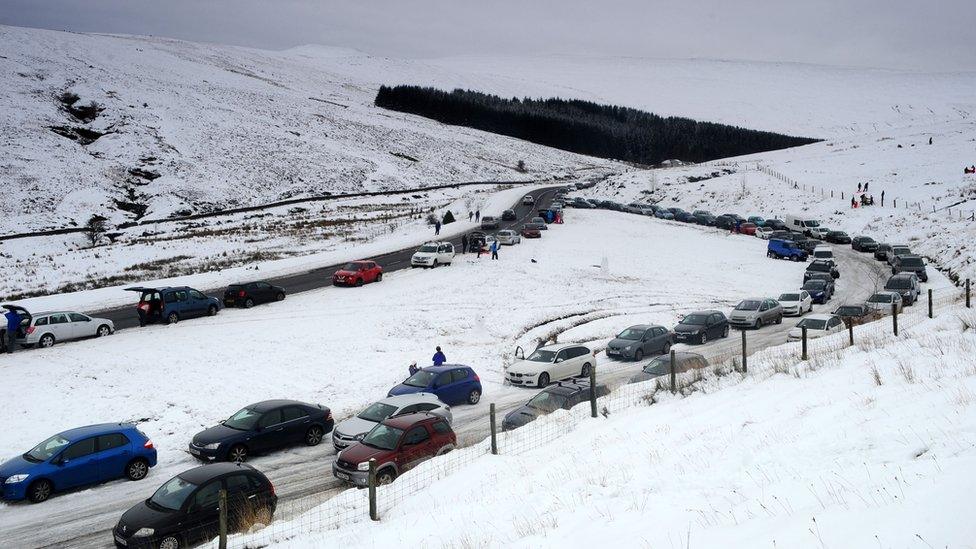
[[332, 413, 456, 486], [333, 260, 382, 287], [738, 222, 758, 236], [520, 225, 542, 239]]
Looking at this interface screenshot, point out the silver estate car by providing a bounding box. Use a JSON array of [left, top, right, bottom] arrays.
[[332, 393, 451, 450], [729, 298, 784, 329], [22, 310, 115, 348]]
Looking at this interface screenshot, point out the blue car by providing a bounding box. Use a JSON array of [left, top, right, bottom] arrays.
[[0, 423, 157, 503], [125, 286, 221, 325], [388, 365, 482, 405], [767, 238, 808, 261]]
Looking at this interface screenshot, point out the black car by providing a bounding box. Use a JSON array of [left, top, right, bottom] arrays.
[[714, 215, 736, 230], [113, 463, 276, 549], [796, 238, 820, 254], [468, 231, 488, 250], [674, 211, 696, 223], [189, 400, 333, 462], [769, 230, 793, 241], [223, 281, 286, 308], [804, 260, 840, 281], [825, 231, 852, 244], [693, 214, 717, 226], [802, 279, 834, 303], [672, 310, 729, 344], [502, 380, 610, 431], [721, 213, 745, 222], [501, 209, 517, 221], [851, 236, 879, 252], [891, 254, 929, 282], [765, 219, 787, 230], [629, 352, 709, 383], [480, 216, 500, 230], [874, 243, 892, 261]]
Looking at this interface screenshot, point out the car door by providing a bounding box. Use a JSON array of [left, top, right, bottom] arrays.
[[183, 479, 223, 545], [224, 473, 263, 531], [398, 425, 434, 472], [68, 312, 95, 339], [800, 291, 810, 310], [53, 437, 99, 489], [706, 315, 721, 338], [280, 406, 312, 443], [169, 290, 190, 316], [450, 368, 473, 402], [188, 290, 211, 316], [46, 313, 73, 341], [827, 316, 843, 334], [252, 408, 285, 451], [94, 432, 132, 482], [432, 371, 455, 404]]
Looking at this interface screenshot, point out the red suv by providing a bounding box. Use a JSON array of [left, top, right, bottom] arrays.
[[332, 260, 383, 287], [332, 413, 456, 486]]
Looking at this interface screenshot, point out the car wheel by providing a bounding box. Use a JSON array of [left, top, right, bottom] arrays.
[[96, 324, 112, 337], [537, 372, 550, 387], [432, 260, 439, 268], [755, 318, 762, 329], [208, 305, 218, 316], [305, 426, 324, 446], [791, 255, 799, 262], [126, 458, 149, 481], [244, 298, 254, 309], [228, 444, 248, 462], [355, 278, 364, 287], [436, 444, 455, 456], [581, 362, 594, 378], [467, 388, 482, 405], [723, 325, 730, 338], [39, 333, 56, 348], [766, 251, 774, 258], [167, 312, 179, 324], [27, 479, 53, 503], [158, 535, 181, 549], [376, 273, 383, 282], [776, 314, 783, 324], [700, 333, 707, 345], [633, 350, 643, 362], [377, 468, 397, 485]]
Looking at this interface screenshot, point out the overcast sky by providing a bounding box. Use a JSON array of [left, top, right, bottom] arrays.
[[2, 0, 974, 71]]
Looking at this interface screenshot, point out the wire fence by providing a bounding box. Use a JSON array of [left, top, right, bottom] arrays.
[[215, 285, 968, 548]]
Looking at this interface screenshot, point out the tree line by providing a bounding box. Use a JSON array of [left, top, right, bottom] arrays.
[[374, 85, 819, 164]]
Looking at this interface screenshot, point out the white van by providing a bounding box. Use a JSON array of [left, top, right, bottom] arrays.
[[812, 246, 833, 261], [784, 215, 823, 236]]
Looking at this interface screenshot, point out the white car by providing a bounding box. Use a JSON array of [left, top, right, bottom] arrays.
[[505, 343, 595, 388], [411, 241, 455, 268], [808, 227, 830, 240], [812, 246, 834, 261], [496, 229, 521, 245], [522, 195, 535, 206], [866, 291, 903, 315], [778, 291, 813, 316], [755, 226, 774, 239], [332, 393, 452, 450], [788, 314, 844, 341], [21, 311, 114, 348]]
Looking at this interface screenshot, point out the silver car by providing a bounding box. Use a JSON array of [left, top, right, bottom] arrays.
[[866, 291, 904, 315], [332, 393, 452, 450], [21, 310, 115, 348], [728, 298, 784, 329], [496, 229, 522, 245]]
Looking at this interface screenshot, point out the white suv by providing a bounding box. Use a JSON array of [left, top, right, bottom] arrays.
[[411, 241, 455, 268], [506, 343, 595, 387]]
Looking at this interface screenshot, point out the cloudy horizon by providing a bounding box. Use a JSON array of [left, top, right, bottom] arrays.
[[1, 0, 974, 71]]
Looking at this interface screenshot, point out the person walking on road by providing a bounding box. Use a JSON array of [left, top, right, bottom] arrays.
[[490, 240, 499, 260], [475, 210, 481, 222], [461, 233, 469, 254], [5, 307, 22, 354], [864, 182, 869, 192], [434, 221, 441, 235], [468, 211, 473, 222], [432, 346, 446, 366], [881, 190, 885, 206]]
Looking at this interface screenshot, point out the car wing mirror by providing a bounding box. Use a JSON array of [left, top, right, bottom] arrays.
[[555, 358, 564, 363]]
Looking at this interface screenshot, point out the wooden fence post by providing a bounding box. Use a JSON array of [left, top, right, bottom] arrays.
[[741, 329, 747, 373], [967, 279, 971, 308], [892, 303, 899, 336], [368, 459, 378, 521], [489, 403, 498, 455], [848, 321, 854, 346], [589, 365, 597, 418], [218, 489, 228, 549], [801, 326, 808, 360], [669, 350, 676, 393], [928, 288, 933, 318]]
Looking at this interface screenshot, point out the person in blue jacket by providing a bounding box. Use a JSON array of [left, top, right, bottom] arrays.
[[432, 346, 446, 366], [5, 308, 22, 353], [490, 240, 499, 260]]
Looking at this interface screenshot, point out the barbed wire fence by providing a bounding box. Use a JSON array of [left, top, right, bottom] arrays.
[[216, 284, 968, 548]]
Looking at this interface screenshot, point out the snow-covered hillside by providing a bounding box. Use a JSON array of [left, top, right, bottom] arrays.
[[0, 25, 608, 235]]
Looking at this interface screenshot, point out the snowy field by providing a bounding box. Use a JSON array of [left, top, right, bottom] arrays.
[[268, 306, 976, 549]]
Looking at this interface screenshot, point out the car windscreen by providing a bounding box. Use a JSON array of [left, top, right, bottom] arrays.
[[223, 407, 261, 430], [814, 250, 832, 257], [892, 247, 910, 254], [615, 328, 644, 340], [797, 318, 827, 330], [834, 306, 862, 316], [778, 294, 800, 302], [341, 262, 362, 271], [735, 300, 761, 311], [808, 263, 830, 272], [403, 370, 436, 388], [860, 237, 875, 243], [357, 402, 398, 423], [526, 391, 569, 413], [802, 281, 826, 290], [900, 257, 924, 267], [680, 314, 708, 325], [886, 278, 912, 289], [362, 424, 404, 451], [642, 357, 670, 375], [868, 294, 893, 303], [25, 434, 71, 462], [526, 350, 556, 362], [150, 476, 198, 511]]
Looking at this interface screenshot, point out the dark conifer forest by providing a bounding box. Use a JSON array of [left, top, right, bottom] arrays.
[[375, 86, 819, 164]]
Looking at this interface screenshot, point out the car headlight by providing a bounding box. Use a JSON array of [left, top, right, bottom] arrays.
[[203, 442, 220, 450], [133, 528, 155, 538], [355, 433, 365, 441], [4, 474, 28, 484], [357, 462, 370, 472], [624, 345, 632, 350]]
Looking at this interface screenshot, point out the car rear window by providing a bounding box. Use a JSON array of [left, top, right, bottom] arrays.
[[900, 257, 924, 267], [797, 318, 827, 330], [432, 421, 451, 434], [886, 278, 912, 289], [868, 294, 893, 303]]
